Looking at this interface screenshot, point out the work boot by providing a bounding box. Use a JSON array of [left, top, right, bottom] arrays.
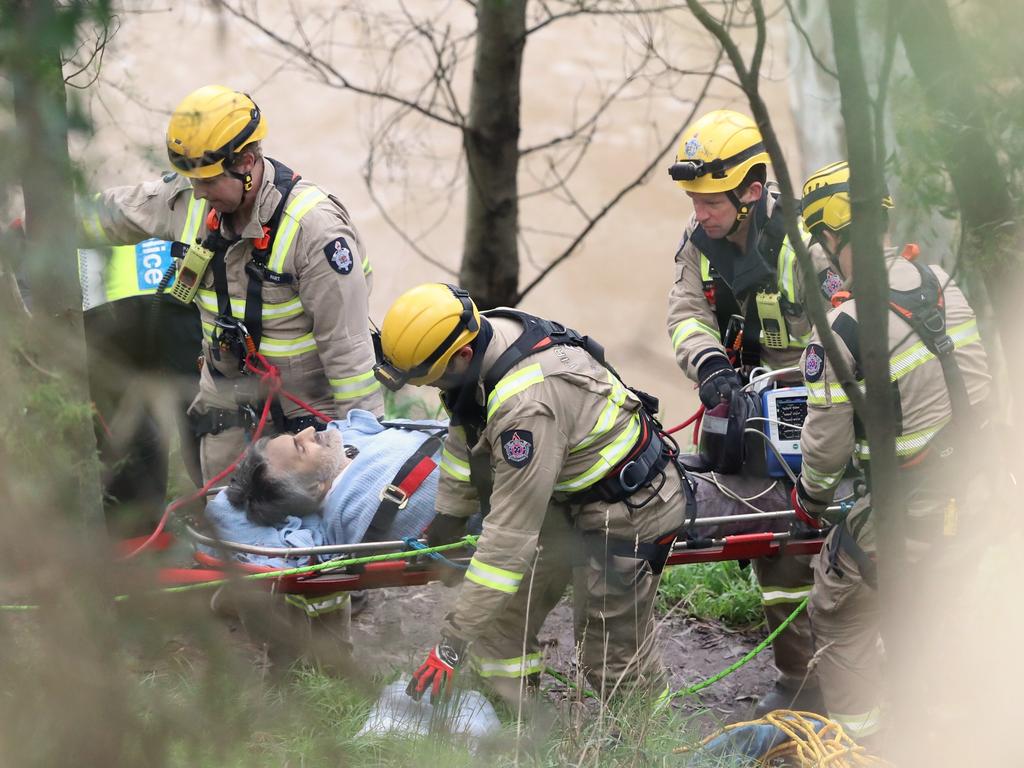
[[753, 682, 826, 717]]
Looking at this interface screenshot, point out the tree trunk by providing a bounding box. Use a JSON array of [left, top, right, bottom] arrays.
[[897, 0, 1024, 410], [829, 0, 916, 747], [460, 0, 526, 309], [8, 0, 105, 529]]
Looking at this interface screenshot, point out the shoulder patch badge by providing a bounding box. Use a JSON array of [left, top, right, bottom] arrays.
[[324, 236, 354, 275], [819, 268, 844, 298], [803, 343, 825, 383], [162, 171, 179, 183], [500, 429, 534, 469]]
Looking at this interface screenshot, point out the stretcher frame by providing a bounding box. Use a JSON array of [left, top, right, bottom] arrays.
[[143, 507, 836, 597]]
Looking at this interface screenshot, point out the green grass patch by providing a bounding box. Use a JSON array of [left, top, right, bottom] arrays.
[[658, 560, 764, 628]]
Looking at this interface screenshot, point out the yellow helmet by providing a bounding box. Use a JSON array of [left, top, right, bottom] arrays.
[[801, 160, 894, 236], [166, 85, 266, 179], [373, 283, 481, 390], [669, 110, 770, 194]]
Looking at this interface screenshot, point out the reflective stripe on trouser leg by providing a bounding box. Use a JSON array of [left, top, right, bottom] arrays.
[[472, 652, 546, 679], [571, 468, 685, 701], [753, 554, 818, 691], [808, 523, 883, 735], [284, 591, 352, 618], [470, 510, 575, 709]]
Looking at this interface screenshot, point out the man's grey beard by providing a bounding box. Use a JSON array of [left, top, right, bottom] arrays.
[[313, 429, 349, 489]]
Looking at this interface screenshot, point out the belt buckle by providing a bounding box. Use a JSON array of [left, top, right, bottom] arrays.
[[237, 404, 258, 431], [379, 484, 409, 510]]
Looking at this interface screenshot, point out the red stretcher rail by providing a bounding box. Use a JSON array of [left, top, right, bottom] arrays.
[[144, 523, 829, 595]]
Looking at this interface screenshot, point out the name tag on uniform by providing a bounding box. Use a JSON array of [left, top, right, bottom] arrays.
[[136, 238, 174, 291]]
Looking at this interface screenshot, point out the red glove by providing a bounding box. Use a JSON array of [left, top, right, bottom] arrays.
[[791, 482, 826, 529], [406, 638, 466, 701]]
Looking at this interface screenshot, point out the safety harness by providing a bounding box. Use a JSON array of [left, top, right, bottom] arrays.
[[191, 159, 323, 438], [442, 310, 693, 574], [689, 193, 801, 367], [826, 252, 973, 589], [363, 424, 446, 543]]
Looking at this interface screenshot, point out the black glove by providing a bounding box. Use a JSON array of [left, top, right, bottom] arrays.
[[697, 356, 743, 408]]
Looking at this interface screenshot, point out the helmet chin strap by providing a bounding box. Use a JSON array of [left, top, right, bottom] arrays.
[[724, 188, 751, 236], [819, 229, 851, 280]]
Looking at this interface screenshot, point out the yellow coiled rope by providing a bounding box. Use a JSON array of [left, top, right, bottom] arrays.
[[674, 709, 892, 767]]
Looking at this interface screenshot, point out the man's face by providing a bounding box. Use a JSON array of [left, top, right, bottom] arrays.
[[190, 173, 244, 214], [264, 427, 349, 499], [686, 190, 738, 239]]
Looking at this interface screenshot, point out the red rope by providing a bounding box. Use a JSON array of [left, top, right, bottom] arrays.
[[663, 404, 705, 437], [121, 350, 332, 559]]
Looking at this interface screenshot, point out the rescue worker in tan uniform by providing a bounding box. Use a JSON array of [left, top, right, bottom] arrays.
[[792, 161, 991, 743], [79, 85, 384, 483], [374, 283, 685, 706], [667, 109, 838, 713]]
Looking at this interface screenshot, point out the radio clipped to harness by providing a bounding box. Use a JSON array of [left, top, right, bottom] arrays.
[[755, 291, 790, 350], [168, 242, 216, 305]]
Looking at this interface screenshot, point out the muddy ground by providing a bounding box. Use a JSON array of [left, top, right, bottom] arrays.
[[350, 581, 776, 730]]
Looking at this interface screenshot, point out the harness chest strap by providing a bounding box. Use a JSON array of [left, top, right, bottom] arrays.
[[459, 309, 668, 512], [364, 432, 445, 543]]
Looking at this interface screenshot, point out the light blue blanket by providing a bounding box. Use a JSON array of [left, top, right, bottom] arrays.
[[202, 410, 445, 567]]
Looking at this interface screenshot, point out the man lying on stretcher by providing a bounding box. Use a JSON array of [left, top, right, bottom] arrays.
[[202, 409, 804, 569]]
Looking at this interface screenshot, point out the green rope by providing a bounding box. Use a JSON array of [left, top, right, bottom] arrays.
[[670, 597, 808, 699], [0, 535, 479, 611], [542, 598, 809, 701]]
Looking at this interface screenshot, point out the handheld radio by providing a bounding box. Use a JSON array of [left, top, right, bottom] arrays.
[[755, 291, 790, 350], [168, 243, 215, 305]]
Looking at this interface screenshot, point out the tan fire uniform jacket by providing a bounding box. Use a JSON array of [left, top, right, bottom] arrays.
[[435, 315, 682, 645], [798, 250, 991, 521], [79, 160, 384, 418], [667, 190, 837, 379]]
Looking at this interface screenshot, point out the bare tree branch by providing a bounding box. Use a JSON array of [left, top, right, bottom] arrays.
[[516, 51, 722, 303], [523, 2, 692, 39], [684, 0, 866, 413], [215, 0, 466, 130], [783, 0, 838, 79]]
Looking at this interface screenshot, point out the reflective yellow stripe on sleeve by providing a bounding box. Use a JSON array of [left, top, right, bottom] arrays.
[[440, 448, 471, 482], [555, 411, 641, 493], [570, 371, 628, 454], [329, 370, 380, 402], [855, 418, 952, 461], [465, 557, 523, 594], [81, 195, 108, 242], [805, 380, 853, 406], [801, 462, 846, 490], [486, 364, 545, 420], [671, 318, 721, 351], [268, 187, 329, 273]]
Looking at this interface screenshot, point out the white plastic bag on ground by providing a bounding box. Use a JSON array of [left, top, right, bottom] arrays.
[[357, 679, 501, 748]]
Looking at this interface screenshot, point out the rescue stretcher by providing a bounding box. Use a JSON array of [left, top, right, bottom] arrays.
[[136, 506, 840, 599]]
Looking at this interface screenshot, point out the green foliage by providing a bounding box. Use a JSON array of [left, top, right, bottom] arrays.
[[384, 388, 446, 420], [658, 560, 764, 628]]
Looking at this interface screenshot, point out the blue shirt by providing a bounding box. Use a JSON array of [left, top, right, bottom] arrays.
[[202, 410, 445, 567]]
